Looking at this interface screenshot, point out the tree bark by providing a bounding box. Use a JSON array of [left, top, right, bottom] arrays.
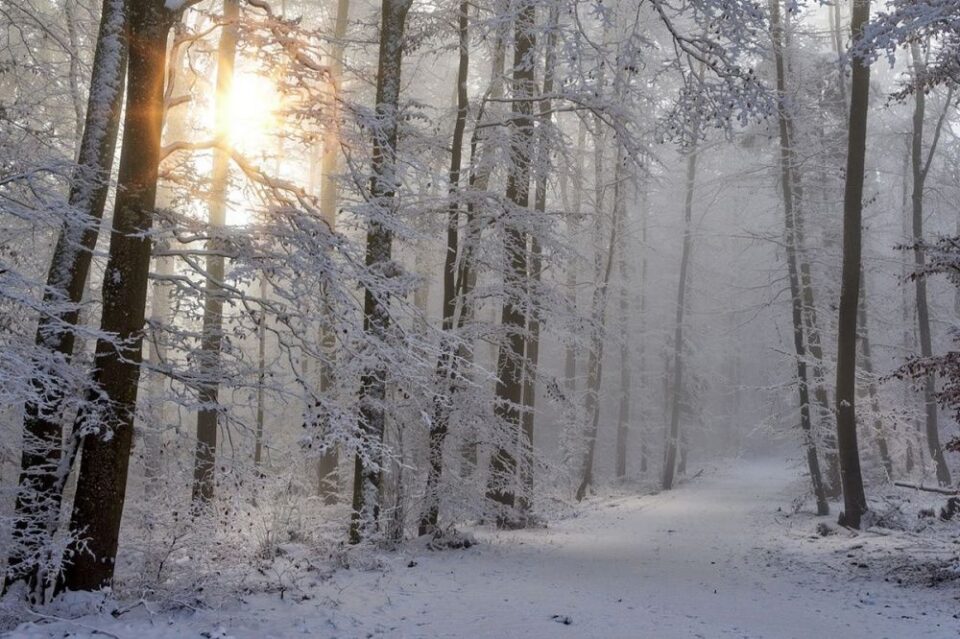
[[563, 123, 587, 395], [486, 0, 536, 527], [4, 0, 127, 599], [575, 145, 623, 501], [662, 140, 699, 491], [833, 0, 871, 529], [57, 0, 174, 592], [349, 0, 413, 544], [637, 186, 650, 474], [313, 0, 350, 504], [419, 0, 469, 536], [615, 219, 631, 479], [770, 0, 829, 515], [910, 45, 952, 487], [192, 0, 239, 506], [857, 268, 893, 479]]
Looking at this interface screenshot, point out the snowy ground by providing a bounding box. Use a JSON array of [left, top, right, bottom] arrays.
[[5, 458, 959, 638]]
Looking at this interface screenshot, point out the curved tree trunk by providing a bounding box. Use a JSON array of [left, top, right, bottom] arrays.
[[575, 169, 622, 501]]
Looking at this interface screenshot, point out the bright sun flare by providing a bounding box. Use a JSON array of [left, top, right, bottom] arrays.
[[215, 71, 281, 225], [224, 72, 280, 150]]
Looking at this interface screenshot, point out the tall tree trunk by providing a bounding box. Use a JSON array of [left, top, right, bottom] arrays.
[[662, 140, 699, 491], [4, 0, 127, 599], [487, 0, 536, 527], [253, 276, 268, 466], [314, 0, 350, 505], [637, 185, 650, 474], [901, 135, 921, 475], [910, 45, 952, 487], [458, 6, 507, 475], [192, 0, 239, 506], [517, 0, 560, 517], [833, 0, 871, 529], [575, 167, 622, 501], [770, 0, 829, 515], [563, 123, 587, 395], [857, 269, 893, 479], [349, 0, 413, 544], [419, 0, 469, 536], [615, 219, 631, 480], [57, 0, 174, 592]]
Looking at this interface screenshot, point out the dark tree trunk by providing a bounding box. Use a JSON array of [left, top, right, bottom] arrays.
[[517, 1, 559, 517], [419, 0, 469, 537], [56, 0, 174, 592], [486, 0, 536, 527], [349, 0, 413, 544], [910, 46, 952, 487], [4, 0, 127, 599], [192, 0, 239, 506], [833, 0, 871, 529], [770, 0, 829, 515]]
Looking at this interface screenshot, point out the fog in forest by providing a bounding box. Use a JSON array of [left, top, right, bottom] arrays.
[[1, 0, 960, 636]]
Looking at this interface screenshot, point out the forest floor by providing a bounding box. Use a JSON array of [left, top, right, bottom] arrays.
[[6, 458, 960, 638]]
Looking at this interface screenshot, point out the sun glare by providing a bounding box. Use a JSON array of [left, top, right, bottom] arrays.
[[215, 71, 281, 226], [224, 72, 280, 151]]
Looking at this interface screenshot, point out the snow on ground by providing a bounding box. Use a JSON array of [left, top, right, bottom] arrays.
[[5, 458, 959, 638]]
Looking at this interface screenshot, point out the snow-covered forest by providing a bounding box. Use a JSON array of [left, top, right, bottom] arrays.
[[1, 0, 960, 636]]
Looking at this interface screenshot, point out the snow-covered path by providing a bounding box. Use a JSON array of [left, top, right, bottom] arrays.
[[9, 459, 959, 638]]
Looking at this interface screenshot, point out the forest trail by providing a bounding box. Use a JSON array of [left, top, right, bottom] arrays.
[[10, 459, 958, 638]]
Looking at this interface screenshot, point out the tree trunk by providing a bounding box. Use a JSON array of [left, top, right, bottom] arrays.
[[517, 0, 560, 517], [770, 0, 829, 515], [575, 166, 622, 501], [314, 0, 350, 505], [637, 186, 650, 475], [419, 0, 469, 536], [910, 45, 952, 487], [349, 0, 413, 544], [458, 6, 506, 476], [192, 0, 239, 506], [4, 0, 127, 599], [254, 276, 267, 466], [563, 123, 587, 395], [486, 0, 536, 527], [662, 140, 699, 492], [857, 268, 893, 479], [833, 0, 871, 529], [900, 135, 921, 475], [57, 0, 174, 592], [615, 223, 631, 479]]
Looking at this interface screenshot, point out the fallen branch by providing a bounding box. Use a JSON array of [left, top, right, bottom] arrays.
[[894, 481, 959, 496]]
